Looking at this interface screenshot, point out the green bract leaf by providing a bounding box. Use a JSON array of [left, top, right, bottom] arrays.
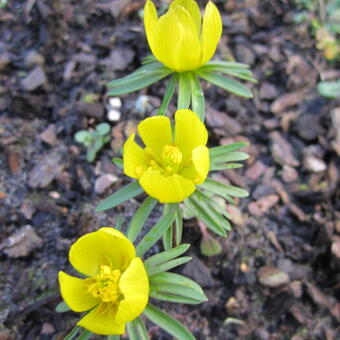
[[96, 122, 111, 135], [196, 71, 253, 98], [210, 151, 249, 165], [64, 326, 81, 340], [200, 179, 249, 198], [185, 193, 227, 237], [189, 73, 205, 121], [107, 336, 120, 340], [55, 301, 70, 313], [205, 60, 250, 69], [75, 329, 92, 340], [195, 190, 232, 231], [96, 181, 144, 212], [200, 64, 257, 83], [210, 163, 243, 171], [178, 72, 191, 110], [107, 62, 173, 96], [144, 244, 190, 267], [149, 272, 207, 304], [127, 196, 158, 243], [158, 74, 178, 115], [127, 317, 150, 340], [114, 214, 124, 231], [136, 213, 176, 257], [209, 142, 249, 157], [146, 256, 192, 277], [112, 157, 123, 170], [143, 304, 195, 340]]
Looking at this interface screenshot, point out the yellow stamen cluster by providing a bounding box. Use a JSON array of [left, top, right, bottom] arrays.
[[84, 265, 121, 303], [161, 145, 183, 175]]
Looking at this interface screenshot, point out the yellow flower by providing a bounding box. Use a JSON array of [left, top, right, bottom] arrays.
[[58, 228, 149, 335], [144, 0, 222, 72], [123, 109, 209, 203]]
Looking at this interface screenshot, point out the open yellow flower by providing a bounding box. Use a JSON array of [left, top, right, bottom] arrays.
[[123, 109, 209, 203], [58, 228, 149, 335], [144, 0, 222, 72]]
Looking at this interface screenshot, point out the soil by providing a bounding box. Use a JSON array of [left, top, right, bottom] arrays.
[[0, 0, 339, 339]]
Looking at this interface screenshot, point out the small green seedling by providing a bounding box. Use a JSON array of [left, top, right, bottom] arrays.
[[74, 123, 111, 162]]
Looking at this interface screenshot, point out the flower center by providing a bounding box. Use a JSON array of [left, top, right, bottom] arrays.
[[84, 265, 121, 303], [159, 144, 182, 175]]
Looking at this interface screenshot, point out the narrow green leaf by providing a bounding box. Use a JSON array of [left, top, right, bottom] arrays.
[[64, 326, 81, 340], [143, 304, 195, 340], [96, 181, 144, 212], [142, 54, 157, 65], [127, 317, 150, 340], [209, 142, 249, 158], [193, 190, 232, 231], [150, 272, 207, 304], [75, 330, 92, 340], [55, 301, 70, 313], [107, 62, 168, 87], [144, 244, 190, 267], [199, 65, 257, 83], [174, 204, 183, 246], [158, 74, 178, 115], [127, 196, 158, 242], [185, 195, 226, 237], [149, 291, 200, 304], [114, 214, 124, 231], [189, 73, 205, 121], [197, 71, 253, 98], [178, 72, 191, 109], [136, 213, 176, 257], [112, 157, 123, 170], [108, 69, 172, 96], [107, 336, 120, 340], [200, 178, 248, 198], [196, 188, 233, 219], [210, 163, 243, 171], [204, 60, 250, 69], [146, 256, 192, 277], [211, 151, 249, 164]]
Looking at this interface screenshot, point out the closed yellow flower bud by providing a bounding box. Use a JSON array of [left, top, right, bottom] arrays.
[[58, 228, 149, 335], [144, 0, 222, 72], [123, 109, 210, 203]]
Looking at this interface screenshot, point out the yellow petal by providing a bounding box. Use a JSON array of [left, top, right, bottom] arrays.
[[58, 271, 99, 312], [144, 0, 158, 53], [170, 0, 201, 34], [139, 169, 195, 203], [77, 303, 125, 335], [200, 1, 222, 65], [174, 109, 208, 163], [69, 228, 136, 277], [138, 116, 172, 160], [192, 145, 210, 184], [123, 133, 150, 179], [115, 258, 149, 324], [153, 6, 202, 71], [180, 146, 209, 184]]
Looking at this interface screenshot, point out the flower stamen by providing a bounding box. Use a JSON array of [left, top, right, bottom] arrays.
[[84, 265, 121, 303]]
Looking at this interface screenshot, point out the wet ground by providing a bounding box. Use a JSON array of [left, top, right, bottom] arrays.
[[0, 0, 339, 339]]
